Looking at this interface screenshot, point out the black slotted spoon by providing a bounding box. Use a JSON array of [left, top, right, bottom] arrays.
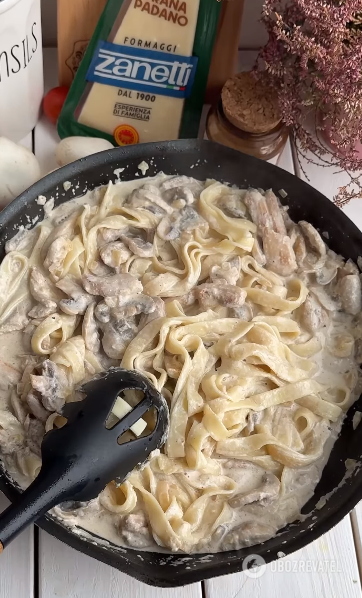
[[0, 368, 169, 552]]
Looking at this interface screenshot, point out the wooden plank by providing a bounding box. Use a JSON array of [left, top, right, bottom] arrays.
[[205, 517, 362, 598], [0, 493, 34, 598], [39, 532, 201, 598]]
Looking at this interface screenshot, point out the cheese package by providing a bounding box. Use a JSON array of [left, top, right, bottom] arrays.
[[58, 0, 221, 145]]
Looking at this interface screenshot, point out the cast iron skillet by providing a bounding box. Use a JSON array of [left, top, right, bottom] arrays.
[[1, 139, 362, 587]]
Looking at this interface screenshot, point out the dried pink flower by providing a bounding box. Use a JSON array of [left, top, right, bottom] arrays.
[[257, 0, 362, 205]]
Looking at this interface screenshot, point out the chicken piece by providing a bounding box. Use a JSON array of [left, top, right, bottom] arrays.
[[251, 237, 266, 266], [196, 284, 246, 310], [339, 274, 362, 315], [265, 189, 287, 235], [290, 227, 307, 267], [29, 267, 56, 304], [157, 207, 206, 241], [121, 234, 154, 258], [28, 267, 58, 318], [44, 237, 72, 281], [56, 276, 93, 315], [83, 273, 142, 297], [299, 221, 326, 269], [101, 319, 138, 359], [5, 227, 37, 254], [82, 303, 100, 353], [0, 410, 25, 455], [100, 242, 131, 269], [263, 229, 297, 276], [164, 354, 183, 379], [0, 300, 30, 334], [210, 258, 241, 286], [121, 512, 153, 549], [243, 189, 273, 233], [30, 360, 69, 412], [40, 213, 78, 261], [299, 294, 328, 333]]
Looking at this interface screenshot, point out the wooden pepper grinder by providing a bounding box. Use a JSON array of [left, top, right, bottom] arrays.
[[57, 0, 108, 87], [206, 0, 245, 104]]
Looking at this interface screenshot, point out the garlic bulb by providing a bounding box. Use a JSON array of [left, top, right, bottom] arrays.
[[0, 138, 41, 205], [56, 137, 114, 167]]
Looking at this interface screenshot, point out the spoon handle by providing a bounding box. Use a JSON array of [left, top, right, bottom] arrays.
[[0, 465, 79, 550]]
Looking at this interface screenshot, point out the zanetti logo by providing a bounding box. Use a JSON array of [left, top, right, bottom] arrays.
[[86, 41, 198, 99]]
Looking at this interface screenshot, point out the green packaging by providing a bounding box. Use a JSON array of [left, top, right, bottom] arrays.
[[58, 0, 221, 146]]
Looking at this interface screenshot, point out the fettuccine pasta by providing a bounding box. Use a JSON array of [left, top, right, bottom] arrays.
[[0, 173, 361, 554]]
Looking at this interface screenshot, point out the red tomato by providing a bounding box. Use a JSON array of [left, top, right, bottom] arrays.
[[43, 86, 70, 124]]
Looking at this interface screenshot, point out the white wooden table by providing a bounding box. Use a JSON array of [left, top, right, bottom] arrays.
[[2, 48, 362, 598]]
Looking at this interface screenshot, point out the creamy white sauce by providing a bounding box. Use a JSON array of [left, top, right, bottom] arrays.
[[0, 175, 361, 554]]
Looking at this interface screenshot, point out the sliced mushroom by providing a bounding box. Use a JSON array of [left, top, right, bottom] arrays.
[[243, 188, 273, 233], [101, 319, 138, 359], [229, 472, 280, 508], [99, 227, 127, 245], [310, 286, 341, 312], [24, 416, 45, 457], [94, 302, 111, 323], [105, 293, 156, 319], [126, 186, 173, 215], [230, 303, 253, 321], [265, 189, 287, 235], [299, 294, 329, 333], [26, 391, 50, 422], [263, 229, 297, 276], [221, 522, 277, 551], [28, 302, 57, 319], [44, 237, 72, 281], [83, 273, 142, 297], [82, 303, 100, 353], [100, 242, 131, 269], [56, 276, 93, 315], [157, 207, 206, 241], [121, 234, 154, 258], [218, 193, 247, 218], [339, 274, 362, 315], [139, 297, 166, 328], [315, 265, 338, 285], [160, 176, 203, 204], [30, 360, 69, 412], [196, 284, 246, 310]]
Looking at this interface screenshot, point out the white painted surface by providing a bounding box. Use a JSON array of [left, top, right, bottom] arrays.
[[0, 494, 34, 598], [205, 517, 362, 598], [39, 533, 202, 598]]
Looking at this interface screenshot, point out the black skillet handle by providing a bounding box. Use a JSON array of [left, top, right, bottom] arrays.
[[0, 459, 83, 551]]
